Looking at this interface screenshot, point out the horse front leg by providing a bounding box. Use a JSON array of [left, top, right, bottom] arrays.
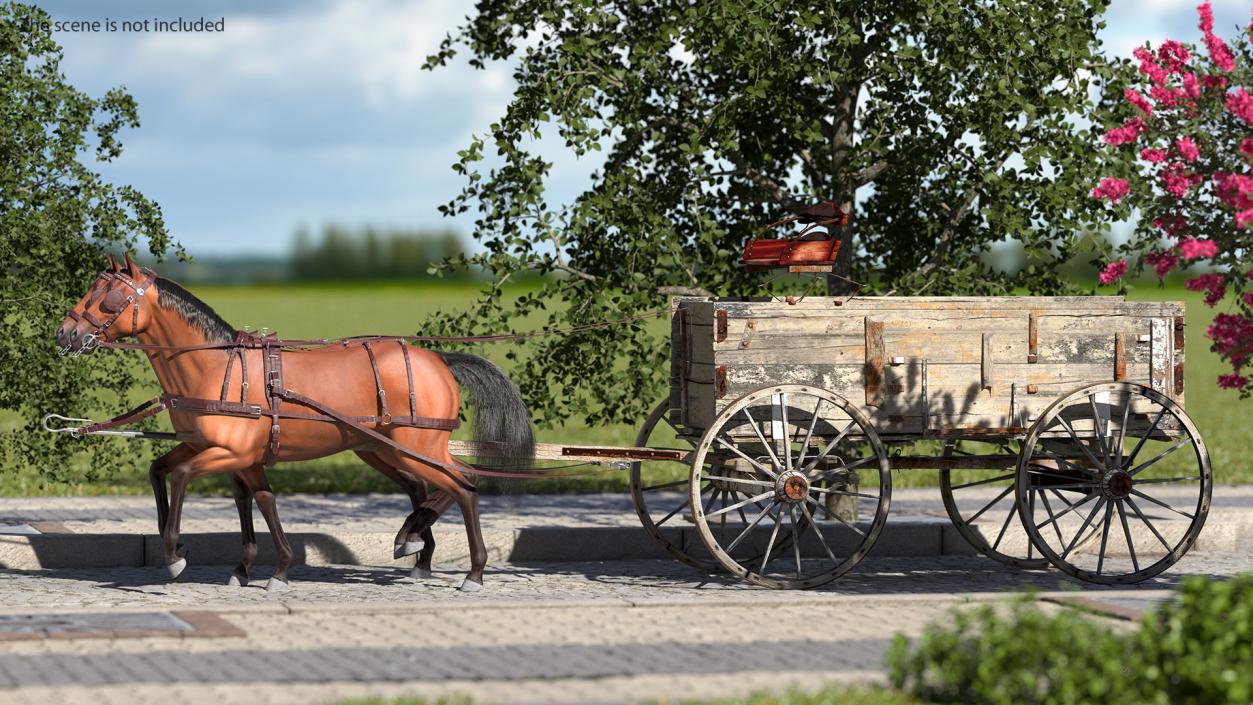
[[162, 447, 251, 581], [149, 443, 195, 537]]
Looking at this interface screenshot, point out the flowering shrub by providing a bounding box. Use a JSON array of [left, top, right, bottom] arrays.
[[1092, 2, 1253, 396]]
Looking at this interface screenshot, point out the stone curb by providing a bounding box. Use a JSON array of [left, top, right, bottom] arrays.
[[2, 516, 1247, 571], [0, 518, 980, 570]]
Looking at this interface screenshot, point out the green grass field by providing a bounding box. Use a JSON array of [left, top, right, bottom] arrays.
[[3, 279, 1249, 496]]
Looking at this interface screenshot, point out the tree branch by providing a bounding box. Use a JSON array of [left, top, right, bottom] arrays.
[[920, 154, 1012, 277]]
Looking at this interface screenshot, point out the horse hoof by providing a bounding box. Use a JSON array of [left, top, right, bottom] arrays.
[[166, 558, 187, 580], [459, 577, 483, 593], [393, 540, 424, 559], [227, 572, 248, 587], [265, 577, 289, 592], [410, 567, 433, 579]]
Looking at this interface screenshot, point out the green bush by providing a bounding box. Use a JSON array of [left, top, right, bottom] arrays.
[[888, 575, 1253, 705]]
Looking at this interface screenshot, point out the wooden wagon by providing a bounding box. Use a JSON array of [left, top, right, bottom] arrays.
[[626, 294, 1211, 588]]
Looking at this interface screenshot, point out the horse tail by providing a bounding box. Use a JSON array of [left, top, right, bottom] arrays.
[[436, 351, 535, 470]]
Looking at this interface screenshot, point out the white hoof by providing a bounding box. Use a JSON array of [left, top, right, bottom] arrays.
[[410, 566, 434, 579], [227, 572, 248, 587], [393, 540, 424, 559], [459, 577, 483, 593], [166, 558, 187, 580], [265, 577, 289, 592]]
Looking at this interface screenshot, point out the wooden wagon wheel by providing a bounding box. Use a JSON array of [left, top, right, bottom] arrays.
[[1014, 381, 1212, 585], [689, 385, 891, 589], [629, 400, 720, 571], [939, 439, 1050, 570]]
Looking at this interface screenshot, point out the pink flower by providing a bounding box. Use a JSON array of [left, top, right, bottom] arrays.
[[1134, 47, 1170, 85], [1187, 273, 1227, 306], [1183, 72, 1201, 98], [1103, 118, 1145, 146], [1203, 74, 1228, 90], [1204, 32, 1236, 71], [1226, 89, 1253, 124], [1199, 1, 1214, 33], [1158, 40, 1192, 72], [1149, 84, 1187, 109], [1145, 250, 1179, 279], [1099, 259, 1129, 285], [1177, 136, 1200, 162], [1215, 172, 1253, 210], [1125, 88, 1154, 115], [1162, 164, 1201, 197], [1208, 313, 1253, 359], [1179, 237, 1219, 259], [1240, 139, 1253, 160], [1238, 208, 1253, 228], [1153, 215, 1189, 237], [1092, 177, 1131, 203], [1218, 373, 1249, 389], [1244, 292, 1253, 307], [1140, 147, 1168, 163]]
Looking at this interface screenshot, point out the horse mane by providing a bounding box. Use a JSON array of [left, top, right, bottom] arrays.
[[155, 276, 237, 343]]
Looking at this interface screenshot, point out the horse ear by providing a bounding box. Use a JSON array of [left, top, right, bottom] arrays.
[[124, 253, 138, 275], [106, 253, 120, 271]]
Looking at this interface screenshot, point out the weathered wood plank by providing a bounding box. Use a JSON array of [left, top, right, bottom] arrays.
[[981, 333, 994, 392], [1114, 333, 1127, 381], [865, 318, 884, 407]]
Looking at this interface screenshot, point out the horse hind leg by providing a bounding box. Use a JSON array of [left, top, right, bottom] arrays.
[[388, 453, 486, 592], [355, 451, 433, 569], [228, 473, 257, 587], [240, 467, 294, 591]]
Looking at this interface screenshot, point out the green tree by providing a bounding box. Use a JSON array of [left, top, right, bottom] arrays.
[[0, 3, 173, 479], [425, 0, 1121, 427]]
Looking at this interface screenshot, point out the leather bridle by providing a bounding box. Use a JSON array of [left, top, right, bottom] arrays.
[[63, 268, 157, 352]]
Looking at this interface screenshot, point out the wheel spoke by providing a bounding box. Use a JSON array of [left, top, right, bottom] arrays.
[[1057, 416, 1108, 472], [811, 455, 879, 479], [1123, 407, 1167, 469], [701, 475, 775, 488], [655, 498, 690, 528], [1129, 489, 1195, 520], [744, 408, 784, 473], [724, 500, 777, 553], [714, 435, 778, 479], [800, 420, 857, 473], [991, 499, 1018, 551], [1061, 497, 1107, 560], [1096, 500, 1114, 575], [1127, 437, 1194, 477], [1090, 395, 1113, 470], [799, 501, 840, 564], [1035, 492, 1097, 531], [808, 496, 866, 537], [966, 485, 1016, 524], [796, 399, 824, 469], [1037, 489, 1065, 546], [1133, 476, 1202, 485], [1025, 465, 1100, 484], [706, 490, 775, 519], [950, 473, 1015, 491], [1114, 395, 1132, 469], [778, 396, 792, 474], [809, 486, 879, 500], [1117, 500, 1140, 573], [641, 479, 687, 492], [790, 505, 804, 578], [759, 504, 785, 574], [1031, 451, 1101, 477], [1125, 496, 1173, 552]]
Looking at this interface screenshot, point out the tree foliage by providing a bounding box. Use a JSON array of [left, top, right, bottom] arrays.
[[0, 3, 173, 478], [1088, 2, 1253, 397], [425, 0, 1121, 427]]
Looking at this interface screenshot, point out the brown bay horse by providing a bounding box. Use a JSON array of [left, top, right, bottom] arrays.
[[56, 255, 534, 591]]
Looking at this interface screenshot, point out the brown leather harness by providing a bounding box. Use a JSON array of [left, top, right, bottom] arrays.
[[63, 268, 630, 489]]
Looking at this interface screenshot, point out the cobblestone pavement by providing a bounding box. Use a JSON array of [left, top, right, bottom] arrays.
[[0, 544, 1250, 705]]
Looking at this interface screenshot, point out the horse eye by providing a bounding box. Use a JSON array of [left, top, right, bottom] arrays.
[[100, 289, 127, 313]]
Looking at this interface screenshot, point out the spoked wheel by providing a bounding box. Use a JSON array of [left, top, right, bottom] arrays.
[[939, 439, 1049, 570], [629, 401, 718, 571], [689, 385, 891, 589], [1015, 382, 1212, 585]]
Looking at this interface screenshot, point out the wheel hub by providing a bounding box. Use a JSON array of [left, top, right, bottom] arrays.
[[776, 470, 810, 503], [1102, 469, 1134, 499]]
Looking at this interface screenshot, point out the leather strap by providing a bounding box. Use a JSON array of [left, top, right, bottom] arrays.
[[399, 341, 417, 419], [262, 337, 284, 467], [363, 341, 390, 424]]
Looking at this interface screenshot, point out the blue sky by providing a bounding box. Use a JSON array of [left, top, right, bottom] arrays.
[[28, 0, 1253, 256]]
